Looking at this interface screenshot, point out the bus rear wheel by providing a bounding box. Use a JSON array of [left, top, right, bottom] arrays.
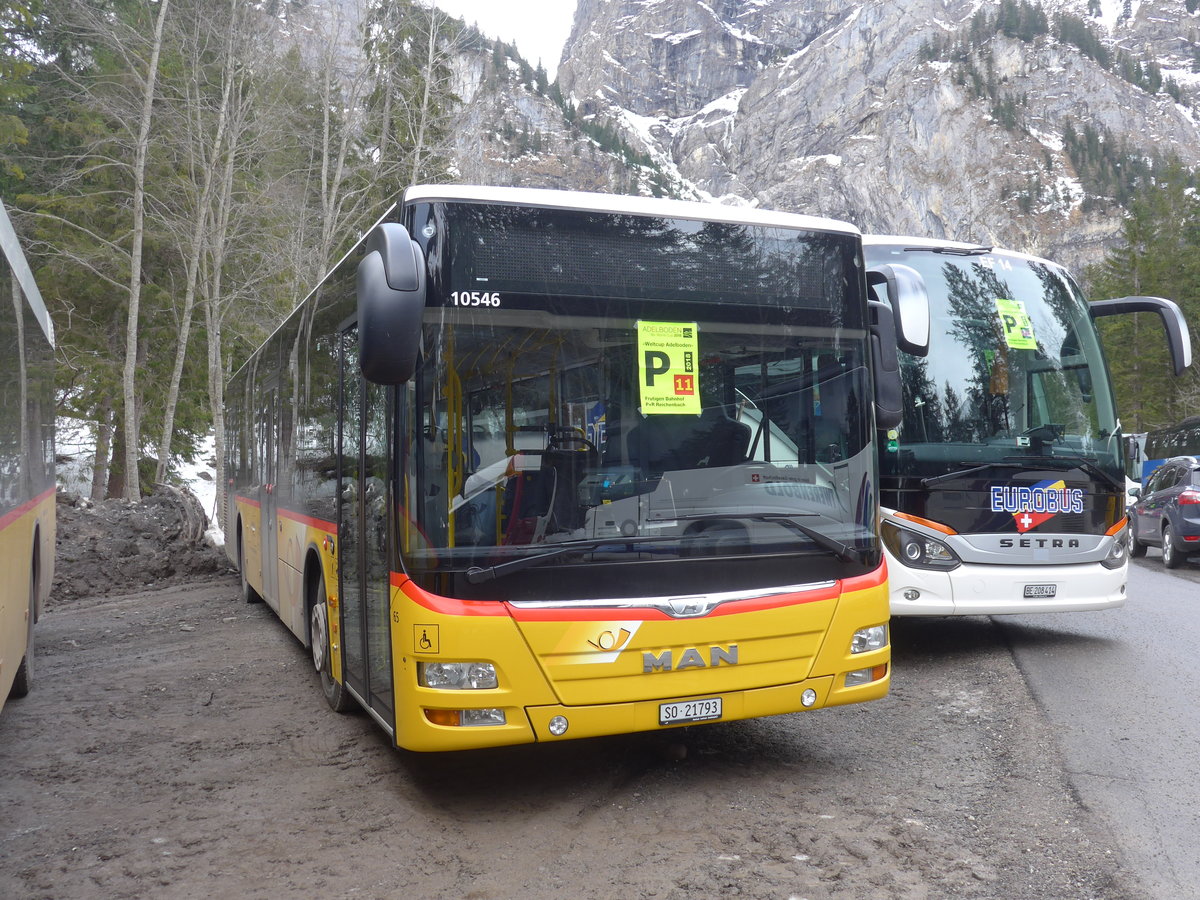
[[7, 568, 35, 699], [310, 573, 355, 713], [237, 528, 262, 604]]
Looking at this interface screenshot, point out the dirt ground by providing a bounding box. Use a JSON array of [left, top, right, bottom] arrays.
[[51, 486, 233, 601], [0, 493, 1135, 899]]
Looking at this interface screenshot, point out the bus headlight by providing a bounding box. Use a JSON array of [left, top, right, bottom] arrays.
[[1102, 529, 1128, 570], [418, 661, 498, 690], [882, 521, 961, 570], [424, 708, 507, 727], [851, 624, 888, 654]]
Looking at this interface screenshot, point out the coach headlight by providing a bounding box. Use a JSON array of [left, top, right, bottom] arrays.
[[881, 521, 961, 571], [1102, 527, 1128, 570], [418, 661, 498, 690]]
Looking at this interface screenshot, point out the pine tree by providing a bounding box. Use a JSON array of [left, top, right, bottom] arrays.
[[1091, 163, 1200, 430]]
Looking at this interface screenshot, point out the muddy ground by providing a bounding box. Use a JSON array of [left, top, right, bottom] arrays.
[[51, 486, 233, 601], [0, 493, 1134, 899]]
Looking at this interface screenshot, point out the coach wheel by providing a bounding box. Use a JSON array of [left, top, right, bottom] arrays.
[[1163, 524, 1184, 569], [7, 567, 35, 699], [311, 572, 355, 713]]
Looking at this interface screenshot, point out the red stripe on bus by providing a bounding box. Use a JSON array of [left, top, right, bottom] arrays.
[[276, 507, 337, 533], [504, 584, 840, 622], [391, 559, 888, 622], [393, 573, 510, 617], [0, 486, 55, 533], [838, 560, 888, 593], [232, 495, 336, 533]]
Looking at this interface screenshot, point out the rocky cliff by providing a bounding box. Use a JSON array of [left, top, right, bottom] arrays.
[[460, 0, 1200, 273]]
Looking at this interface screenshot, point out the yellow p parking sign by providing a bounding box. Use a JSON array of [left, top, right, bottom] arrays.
[[995, 298, 1037, 350], [637, 320, 701, 415]]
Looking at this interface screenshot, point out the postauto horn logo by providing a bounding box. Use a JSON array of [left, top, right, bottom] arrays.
[[990, 479, 1084, 533]]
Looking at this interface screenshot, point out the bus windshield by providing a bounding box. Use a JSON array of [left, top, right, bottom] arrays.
[[868, 246, 1121, 484], [402, 202, 878, 597]]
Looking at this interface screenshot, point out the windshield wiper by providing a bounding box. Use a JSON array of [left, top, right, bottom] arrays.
[[465, 536, 682, 584], [667, 512, 865, 565], [902, 244, 992, 256], [920, 457, 1122, 492], [1002, 455, 1124, 492], [921, 462, 1009, 488]]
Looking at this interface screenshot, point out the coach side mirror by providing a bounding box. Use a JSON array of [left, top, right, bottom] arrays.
[[868, 299, 903, 429], [357, 222, 426, 384], [867, 263, 930, 356], [1090, 296, 1192, 376]]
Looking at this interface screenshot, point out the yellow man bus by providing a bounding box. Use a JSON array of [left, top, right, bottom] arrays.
[[0, 200, 56, 713], [226, 186, 920, 751]]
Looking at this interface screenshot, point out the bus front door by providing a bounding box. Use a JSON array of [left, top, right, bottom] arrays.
[[337, 325, 395, 729]]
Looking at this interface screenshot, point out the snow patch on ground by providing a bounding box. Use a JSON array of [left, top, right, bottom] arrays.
[[56, 417, 219, 538]]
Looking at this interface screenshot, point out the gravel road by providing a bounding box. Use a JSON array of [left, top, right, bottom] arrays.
[[0, 572, 1133, 899]]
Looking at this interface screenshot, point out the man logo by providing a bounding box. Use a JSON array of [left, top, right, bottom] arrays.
[[643, 644, 739, 673]]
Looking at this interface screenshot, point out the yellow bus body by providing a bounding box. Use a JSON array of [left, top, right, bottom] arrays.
[[389, 566, 889, 752], [232, 493, 888, 751], [0, 489, 54, 708], [233, 497, 344, 681]]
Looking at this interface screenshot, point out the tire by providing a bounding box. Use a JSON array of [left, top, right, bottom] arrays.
[[1129, 521, 1147, 558], [1163, 523, 1185, 569], [8, 568, 35, 699], [238, 528, 262, 604], [310, 573, 355, 713]]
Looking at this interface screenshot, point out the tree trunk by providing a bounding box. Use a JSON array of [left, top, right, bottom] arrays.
[[107, 425, 126, 500], [122, 0, 171, 499], [90, 400, 112, 501], [154, 0, 236, 484], [409, 5, 440, 184]]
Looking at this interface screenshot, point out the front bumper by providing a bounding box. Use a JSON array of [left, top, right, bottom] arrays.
[[886, 551, 1127, 616]]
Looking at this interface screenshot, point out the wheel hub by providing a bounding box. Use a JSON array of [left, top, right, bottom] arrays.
[[311, 603, 328, 672]]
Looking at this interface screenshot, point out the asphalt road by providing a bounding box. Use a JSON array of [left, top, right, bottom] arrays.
[[998, 555, 1200, 900]]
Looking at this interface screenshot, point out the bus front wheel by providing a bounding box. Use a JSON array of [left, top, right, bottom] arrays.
[[310, 573, 355, 713]]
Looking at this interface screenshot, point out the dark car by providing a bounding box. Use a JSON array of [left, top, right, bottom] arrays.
[[1130, 455, 1200, 568]]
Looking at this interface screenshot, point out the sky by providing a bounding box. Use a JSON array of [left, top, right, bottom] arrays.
[[432, 0, 579, 80]]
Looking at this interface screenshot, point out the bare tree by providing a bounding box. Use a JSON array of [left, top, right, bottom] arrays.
[[120, 0, 171, 499], [153, 0, 239, 485]]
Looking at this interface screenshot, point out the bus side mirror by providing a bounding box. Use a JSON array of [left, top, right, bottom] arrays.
[[357, 222, 426, 384], [867, 263, 930, 356], [1090, 296, 1192, 376], [869, 299, 903, 430]]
